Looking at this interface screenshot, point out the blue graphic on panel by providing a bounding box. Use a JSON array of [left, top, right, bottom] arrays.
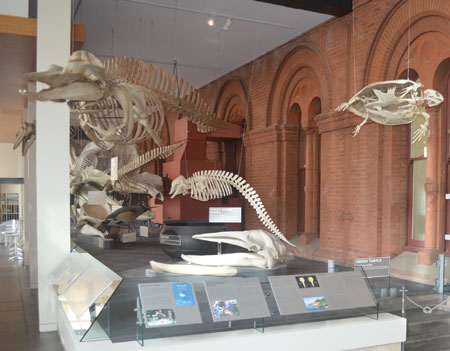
[[172, 283, 196, 306]]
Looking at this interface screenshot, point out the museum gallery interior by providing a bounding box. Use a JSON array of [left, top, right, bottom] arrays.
[[1, 0, 450, 350]]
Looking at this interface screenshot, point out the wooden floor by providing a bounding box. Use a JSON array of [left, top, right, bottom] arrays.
[[0, 246, 65, 351]]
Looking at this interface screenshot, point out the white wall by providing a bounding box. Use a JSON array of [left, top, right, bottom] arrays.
[[0, 143, 24, 178], [0, 0, 28, 17]]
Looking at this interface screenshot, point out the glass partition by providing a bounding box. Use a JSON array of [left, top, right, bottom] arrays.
[[50, 252, 122, 341]]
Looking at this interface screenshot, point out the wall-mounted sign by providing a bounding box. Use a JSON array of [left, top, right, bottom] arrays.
[[87, 190, 106, 205], [209, 207, 241, 223], [354, 256, 390, 278]]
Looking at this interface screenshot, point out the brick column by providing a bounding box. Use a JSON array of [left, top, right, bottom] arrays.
[[418, 106, 441, 265]]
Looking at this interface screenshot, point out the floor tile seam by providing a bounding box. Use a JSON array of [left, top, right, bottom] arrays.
[[17, 262, 32, 340]]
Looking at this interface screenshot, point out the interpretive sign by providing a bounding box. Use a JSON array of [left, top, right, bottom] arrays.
[[121, 232, 136, 243], [110, 157, 118, 181], [138, 282, 202, 328], [269, 271, 376, 316], [140, 225, 148, 237], [88, 190, 106, 205], [204, 277, 270, 322], [354, 256, 390, 278], [160, 233, 181, 246], [209, 207, 241, 223]]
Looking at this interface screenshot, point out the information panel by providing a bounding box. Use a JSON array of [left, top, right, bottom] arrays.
[[204, 277, 270, 322], [269, 271, 375, 315], [354, 256, 390, 278], [209, 207, 242, 223], [138, 282, 202, 328]]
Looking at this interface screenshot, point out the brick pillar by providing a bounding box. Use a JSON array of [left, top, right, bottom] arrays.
[[418, 106, 441, 265]]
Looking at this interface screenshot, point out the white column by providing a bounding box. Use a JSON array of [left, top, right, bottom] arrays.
[[24, 83, 38, 288], [36, 0, 71, 332]]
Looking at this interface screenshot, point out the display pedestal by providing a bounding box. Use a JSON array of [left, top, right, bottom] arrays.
[[57, 306, 405, 351], [75, 234, 114, 249]]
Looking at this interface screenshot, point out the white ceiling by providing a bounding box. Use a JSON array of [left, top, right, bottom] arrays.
[[74, 0, 332, 88]]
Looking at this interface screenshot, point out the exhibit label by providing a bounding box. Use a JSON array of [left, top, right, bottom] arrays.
[[140, 225, 148, 237], [209, 207, 241, 223], [204, 277, 270, 322], [110, 157, 118, 181], [354, 256, 390, 278], [87, 190, 106, 205], [122, 232, 136, 243]]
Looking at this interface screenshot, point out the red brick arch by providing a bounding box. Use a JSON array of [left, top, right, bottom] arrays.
[[214, 78, 250, 127], [364, 0, 450, 84], [267, 45, 331, 127]]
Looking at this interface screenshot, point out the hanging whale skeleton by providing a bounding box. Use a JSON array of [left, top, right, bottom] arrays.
[[19, 50, 226, 150]]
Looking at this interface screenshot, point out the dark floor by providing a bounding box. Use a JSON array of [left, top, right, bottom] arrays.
[[2, 234, 450, 350], [77, 238, 450, 350], [0, 246, 65, 351]]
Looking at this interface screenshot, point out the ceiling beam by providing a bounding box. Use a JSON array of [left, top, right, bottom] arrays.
[[254, 0, 352, 17]]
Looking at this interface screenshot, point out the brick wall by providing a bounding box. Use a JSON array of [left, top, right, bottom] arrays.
[[191, 0, 450, 262]]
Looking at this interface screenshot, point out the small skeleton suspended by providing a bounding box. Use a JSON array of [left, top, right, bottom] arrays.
[[169, 170, 295, 247], [336, 79, 444, 143]]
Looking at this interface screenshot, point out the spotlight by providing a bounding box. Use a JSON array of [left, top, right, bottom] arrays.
[[207, 17, 215, 27]]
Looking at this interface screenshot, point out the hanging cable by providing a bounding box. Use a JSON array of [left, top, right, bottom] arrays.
[[407, 0, 411, 80], [352, 0, 357, 95], [237, 22, 260, 176]]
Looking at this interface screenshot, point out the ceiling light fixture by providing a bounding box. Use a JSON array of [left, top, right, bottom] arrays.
[[207, 17, 215, 26]]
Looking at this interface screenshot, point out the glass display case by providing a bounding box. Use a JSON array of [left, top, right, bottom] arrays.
[[52, 252, 380, 347], [50, 252, 122, 341]]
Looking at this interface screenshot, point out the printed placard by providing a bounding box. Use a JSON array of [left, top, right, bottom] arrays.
[[121, 232, 136, 243], [354, 256, 390, 278], [209, 207, 241, 223], [110, 157, 118, 181], [269, 271, 376, 316], [88, 190, 106, 205], [140, 226, 149, 237], [204, 277, 270, 322]]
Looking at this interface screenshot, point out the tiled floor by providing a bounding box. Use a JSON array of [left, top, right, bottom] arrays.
[[0, 246, 65, 351]]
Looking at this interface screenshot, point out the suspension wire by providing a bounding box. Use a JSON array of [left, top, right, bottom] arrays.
[[71, 0, 75, 54], [170, 0, 189, 178], [352, 0, 357, 95], [237, 22, 260, 176], [112, 0, 118, 57], [407, 0, 411, 80]]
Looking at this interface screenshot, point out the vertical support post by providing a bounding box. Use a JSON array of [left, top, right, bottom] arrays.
[[437, 253, 445, 294], [328, 259, 335, 273], [25, 83, 38, 288], [401, 286, 407, 351], [36, 0, 71, 332]]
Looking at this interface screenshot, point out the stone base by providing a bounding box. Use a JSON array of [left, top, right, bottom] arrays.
[[418, 248, 439, 266], [300, 232, 317, 245]]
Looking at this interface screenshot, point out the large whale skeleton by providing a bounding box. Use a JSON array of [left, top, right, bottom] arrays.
[[150, 229, 288, 276]]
